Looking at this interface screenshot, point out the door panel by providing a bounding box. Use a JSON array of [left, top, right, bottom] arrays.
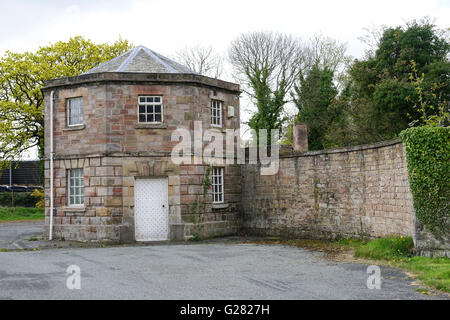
[[134, 178, 168, 241]]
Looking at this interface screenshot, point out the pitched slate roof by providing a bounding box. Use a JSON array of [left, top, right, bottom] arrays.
[[83, 45, 197, 75]]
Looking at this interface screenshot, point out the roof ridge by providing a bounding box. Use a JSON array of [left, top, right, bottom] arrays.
[[83, 45, 196, 75], [151, 50, 198, 74], [117, 46, 142, 72], [141, 47, 177, 73], [82, 48, 134, 75]]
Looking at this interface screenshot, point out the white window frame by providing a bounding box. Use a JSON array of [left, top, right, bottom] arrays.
[[137, 96, 163, 123], [212, 167, 224, 203], [211, 99, 223, 128], [67, 97, 84, 126], [68, 168, 84, 207]]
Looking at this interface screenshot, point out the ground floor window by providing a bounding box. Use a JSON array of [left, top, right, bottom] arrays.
[[68, 168, 84, 206], [212, 167, 224, 203]]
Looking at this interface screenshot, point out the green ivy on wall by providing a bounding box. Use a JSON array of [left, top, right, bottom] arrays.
[[190, 165, 211, 224], [400, 126, 449, 238]]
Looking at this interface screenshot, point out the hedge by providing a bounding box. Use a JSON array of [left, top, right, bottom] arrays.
[[400, 126, 449, 238], [0, 192, 39, 207]]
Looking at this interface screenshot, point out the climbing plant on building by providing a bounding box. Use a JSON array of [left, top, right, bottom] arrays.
[[400, 126, 449, 238], [190, 165, 212, 225]]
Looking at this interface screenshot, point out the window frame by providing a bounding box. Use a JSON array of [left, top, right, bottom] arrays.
[[137, 95, 164, 124], [211, 167, 225, 204], [67, 168, 84, 207], [66, 97, 84, 127], [211, 99, 223, 128]]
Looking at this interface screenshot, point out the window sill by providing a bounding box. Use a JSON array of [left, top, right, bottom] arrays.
[[135, 123, 168, 129], [63, 124, 85, 131], [212, 203, 229, 209], [63, 206, 86, 212], [210, 126, 226, 133]]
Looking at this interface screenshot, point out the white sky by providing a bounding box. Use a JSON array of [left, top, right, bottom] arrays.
[[1, 0, 449, 159]]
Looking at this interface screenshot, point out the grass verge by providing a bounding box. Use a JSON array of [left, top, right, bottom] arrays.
[[0, 207, 45, 222], [354, 236, 449, 293]]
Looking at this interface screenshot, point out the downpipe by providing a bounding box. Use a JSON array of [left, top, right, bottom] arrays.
[[49, 91, 54, 240]]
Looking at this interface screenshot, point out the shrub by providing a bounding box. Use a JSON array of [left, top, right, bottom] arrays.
[[0, 192, 38, 207], [400, 126, 449, 238], [31, 188, 45, 208]]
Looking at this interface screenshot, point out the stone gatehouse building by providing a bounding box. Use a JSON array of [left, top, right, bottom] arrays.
[[43, 46, 241, 242]]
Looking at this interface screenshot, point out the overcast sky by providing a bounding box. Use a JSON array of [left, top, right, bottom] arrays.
[[1, 0, 449, 59], [1, 0, 449, 159]]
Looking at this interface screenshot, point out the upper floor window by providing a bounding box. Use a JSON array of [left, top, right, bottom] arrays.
[[67, 97, 83, 126], [211, 99, 223, 127], [138, 96, 163, 123], [68, 168, 84, 206]]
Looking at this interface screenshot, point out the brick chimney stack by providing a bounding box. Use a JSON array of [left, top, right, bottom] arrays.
[[293, 123, 308, 152]]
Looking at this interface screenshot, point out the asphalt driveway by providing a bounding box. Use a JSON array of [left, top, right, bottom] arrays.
[[0, 243, 447, 300], [0, 221, 44, 250]]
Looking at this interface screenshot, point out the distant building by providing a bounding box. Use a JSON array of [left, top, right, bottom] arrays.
[[0, 161, 43, 186]]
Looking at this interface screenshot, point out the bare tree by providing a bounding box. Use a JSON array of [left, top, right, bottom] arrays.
[[358, 24, 388, 58], [175, 45, 224, 78], [306, 34, 351, 74], [305, 34, 352, 90], [229, 31, 307, 137]]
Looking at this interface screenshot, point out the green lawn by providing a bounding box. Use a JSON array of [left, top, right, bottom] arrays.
[[0, 207, 45, 222], [402, 256, 450, 293], [352, 236, 449, 293]]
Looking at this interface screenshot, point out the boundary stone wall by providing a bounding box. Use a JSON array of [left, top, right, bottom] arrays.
[[241, 139, 415, 240]]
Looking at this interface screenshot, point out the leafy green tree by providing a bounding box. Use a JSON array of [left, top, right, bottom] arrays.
[[348, 19, 449, 142], [292, 65, 339, 150], [0, 36, 133, 170]]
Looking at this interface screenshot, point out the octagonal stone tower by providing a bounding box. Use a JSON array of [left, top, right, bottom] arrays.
[[42, 46, 241, 242]]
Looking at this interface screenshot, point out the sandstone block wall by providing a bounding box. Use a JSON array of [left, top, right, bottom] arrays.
[[43, 76, 242, 242], [43, 82, 240, 157], [44, 156, 241, 241], [241, 140, 415, 239]]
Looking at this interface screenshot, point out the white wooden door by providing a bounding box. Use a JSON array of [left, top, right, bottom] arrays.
[[134, 178, 168, 241]]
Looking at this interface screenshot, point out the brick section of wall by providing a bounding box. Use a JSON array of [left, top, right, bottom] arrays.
[[241, 140, 415, 239]]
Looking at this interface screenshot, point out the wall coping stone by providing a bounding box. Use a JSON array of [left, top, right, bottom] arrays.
[[281, 138, 402, 158]]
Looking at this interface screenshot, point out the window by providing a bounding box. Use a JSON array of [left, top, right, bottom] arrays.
[[68, 169, 84, 206], [211, 100, 222, 127], [67, 97, 83, 126], [212, 167, 224, 203], [138, 96, 163, 123]]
